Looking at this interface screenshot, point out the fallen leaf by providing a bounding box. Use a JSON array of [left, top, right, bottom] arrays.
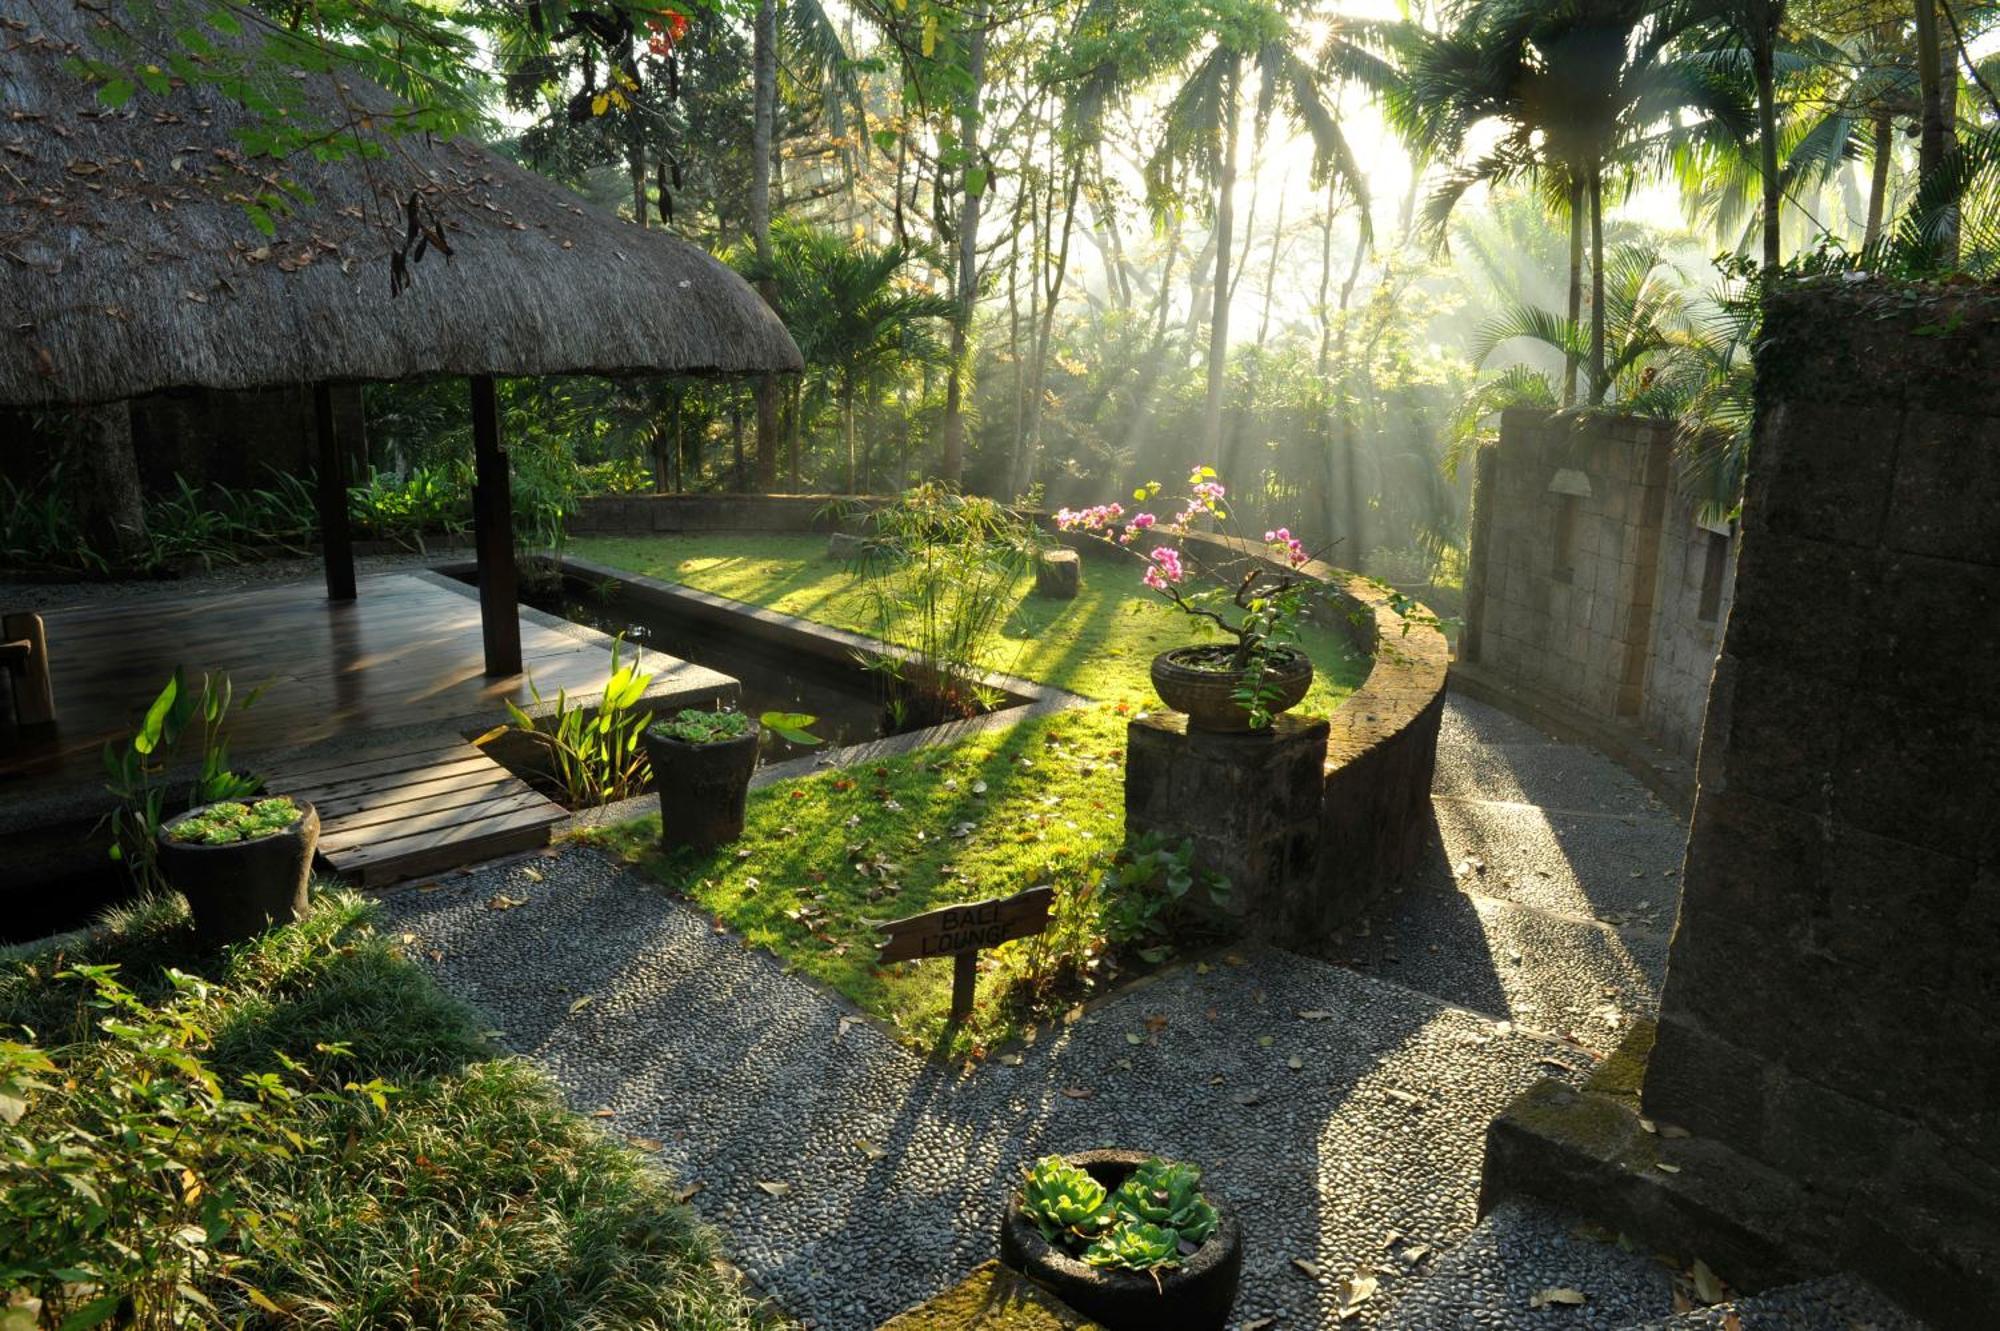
[[1336, 1273, 1378, 1319], [855, 1140, 887, 1162], [1691, 1258, 1727, 1305], [1656, 1162, 1682, 1174], [590, 1107, 615, 1119], [632, 1137, 663, 1151], [522, 866, 545, 883], [1298, 1009, 1333, 1021], [1243, 1320, 1276, 1331], [1287, 1055, 1304, 1070], [1291, 1257, 1321, 1279], [755, 1180, 791, 1197], [1060, 1086, 1095, 1100], [486, 894, 527, 911], [568, 995, 594, 1014], [1659, 1124, 1691, 1139], [673, 1180, 705, 1203], [1530, 1287, 1587, 1309], [1125, 1032, 1145, 1045]]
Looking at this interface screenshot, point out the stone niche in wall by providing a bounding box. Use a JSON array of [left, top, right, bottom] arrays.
[[1481, 279, 2000, 1330]]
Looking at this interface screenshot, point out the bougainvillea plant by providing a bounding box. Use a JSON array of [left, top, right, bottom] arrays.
[[1055, 467, 1335, 727]]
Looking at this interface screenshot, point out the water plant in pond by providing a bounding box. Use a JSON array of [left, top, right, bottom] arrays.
[[1057, 466, 1340, 729], [648, 707, 821, 748], [481, 636, 652, 806], [835, 484, 1044, 727], [1017, 1154, 1221, 1272], [165, 796, 302, 845]]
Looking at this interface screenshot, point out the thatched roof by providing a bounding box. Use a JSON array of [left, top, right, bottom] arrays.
[[0, 0, 802, 408]]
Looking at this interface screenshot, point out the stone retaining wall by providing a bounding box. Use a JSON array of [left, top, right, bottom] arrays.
[[571, 492, 873, 534], [1462, 410, 1738, 761]]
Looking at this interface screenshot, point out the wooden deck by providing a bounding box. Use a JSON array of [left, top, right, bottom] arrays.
[[0, 570, 701, 792], [261, 736, 568, 887]]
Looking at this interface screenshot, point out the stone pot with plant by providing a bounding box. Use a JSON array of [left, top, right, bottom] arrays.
[[1000, 1150, 1242, 1331], [156, 796, 318, 946], [643, 707, 819, 849], [1057, 468, 1330, 733]]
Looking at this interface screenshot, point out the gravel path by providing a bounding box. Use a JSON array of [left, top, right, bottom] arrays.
[[374, 695, 1703, 1330]]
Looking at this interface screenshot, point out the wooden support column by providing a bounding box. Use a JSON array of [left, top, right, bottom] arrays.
[[470, 375, 522, 677], [314, 383, 356, 602]]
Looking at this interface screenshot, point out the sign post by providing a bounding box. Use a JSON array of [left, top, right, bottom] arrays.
[[874, 886, 1055, 1026]]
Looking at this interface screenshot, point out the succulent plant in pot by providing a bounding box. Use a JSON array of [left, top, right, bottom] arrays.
[[1056, 467, 1334, 732], [643, 706, 820, 849], [1000, 1150, 1242, 1330], [156, 796, 319, 946]]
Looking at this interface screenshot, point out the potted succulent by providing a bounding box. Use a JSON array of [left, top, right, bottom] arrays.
[[1000, 1151, 1242, 1331], [643, 706, 819, 849], [155, 796, 319, 946], [1056, 467, 1328, 732]]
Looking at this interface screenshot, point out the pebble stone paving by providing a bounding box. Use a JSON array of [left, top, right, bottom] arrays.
[[377, 697, 1916, 1329]]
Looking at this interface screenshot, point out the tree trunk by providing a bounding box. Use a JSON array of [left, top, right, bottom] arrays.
[[67, 402, 148, 565], [938, 2, 988, 485], [1864, 109, 1893, 248], [630, 142, 647, 227], [1019, 161, 1082, 497], [751, 0, 780, 488], [1325, 232, 1367, 556], [1256, 189, 1286, 348], [787, 379, 802, 489], [1755, 38, 1781, 270], [844, 391, 858, 493], [1915, 0, 1947, 182], [1200, 52, 1241, 467], [1588, 164, 1607, 405], [1315, 179, 1336, 377], [1564, 176, 1583, 407]]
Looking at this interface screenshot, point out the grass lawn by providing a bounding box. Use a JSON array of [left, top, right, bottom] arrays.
[[570, 532, 1374, 1057], [1, 894, 783, 1330]]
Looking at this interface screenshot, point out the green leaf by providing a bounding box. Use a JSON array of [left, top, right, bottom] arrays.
[[872, 128, 900, 155], [244, 202, 277, 237], [96, 79, 135, 108], [134, 674, 180, 755], [758, 711, 822, 746], [59, 1295, 123, 1331], [964, 166, 988, 199]]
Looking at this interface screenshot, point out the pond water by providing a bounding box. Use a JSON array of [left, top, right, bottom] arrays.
[[514, 574, 922, 766]]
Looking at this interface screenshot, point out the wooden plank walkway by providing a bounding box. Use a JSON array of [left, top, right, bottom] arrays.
[[263, 736, 568, 888]]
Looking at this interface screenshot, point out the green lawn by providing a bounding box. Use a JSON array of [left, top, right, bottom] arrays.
[[1, 895, 783, 1330], [572, 532, 1374, 1057], [569, 532, 1372, 712]]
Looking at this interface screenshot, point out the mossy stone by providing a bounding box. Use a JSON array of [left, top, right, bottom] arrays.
[[876, 1261, 1102, 1330]]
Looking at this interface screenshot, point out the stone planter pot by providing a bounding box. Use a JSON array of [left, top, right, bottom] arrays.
[[156, 802, 318, 947], [999, 1149, 1243, 1331], [1150, 646, 1313, 733], [645, 721, 759, 849]]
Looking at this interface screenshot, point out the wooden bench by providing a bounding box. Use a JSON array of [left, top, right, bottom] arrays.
[[1, 612, 54, 727]]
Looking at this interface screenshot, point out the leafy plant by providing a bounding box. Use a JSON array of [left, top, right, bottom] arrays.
[[1019, 1154, 1220, 1274], [1100, 834, 1231, 963], [839, 484, 1043, 726], [1081, 1220, 1182, 1272], [103, 671, 265, 892], [651, 707, 822, 748], [1020, 1155, 1113, 1245], [483, 637, 653, 806], [1109, 1158, 1218, 1244], [166, 797, 302, 846]]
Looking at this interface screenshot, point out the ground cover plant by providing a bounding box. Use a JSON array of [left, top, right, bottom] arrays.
[[1019, 1155, 1220, 1271], [573, 529, 1372, 1055], [0, 893, 780, 1331], [164, 796, 302, 845]]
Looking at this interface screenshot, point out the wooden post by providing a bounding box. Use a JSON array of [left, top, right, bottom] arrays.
[[470, 375, 522, 677], [0, 612, 54, 727], [875, 886, 1055, 1027], [314, 383, 356, 602]]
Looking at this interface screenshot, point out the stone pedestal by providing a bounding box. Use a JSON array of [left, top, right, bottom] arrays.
[[1034, 548, 1081, 599], [1125, 712, 1328, 937]]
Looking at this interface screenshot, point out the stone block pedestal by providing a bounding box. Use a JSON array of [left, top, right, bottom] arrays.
[[1034, 548, 1081, 598], [1125, 712, 1329, 938]]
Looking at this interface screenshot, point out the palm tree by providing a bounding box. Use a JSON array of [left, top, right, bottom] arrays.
[[743, 223, 958, 492], [1138, 4, 1393, 464], [1397, 0, 1749, 403]]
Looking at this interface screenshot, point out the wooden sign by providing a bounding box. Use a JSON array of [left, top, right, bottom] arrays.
[[875, 886, 1055, 1024]]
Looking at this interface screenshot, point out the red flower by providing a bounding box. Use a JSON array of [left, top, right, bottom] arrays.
[[646, 8, 689, 55]]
